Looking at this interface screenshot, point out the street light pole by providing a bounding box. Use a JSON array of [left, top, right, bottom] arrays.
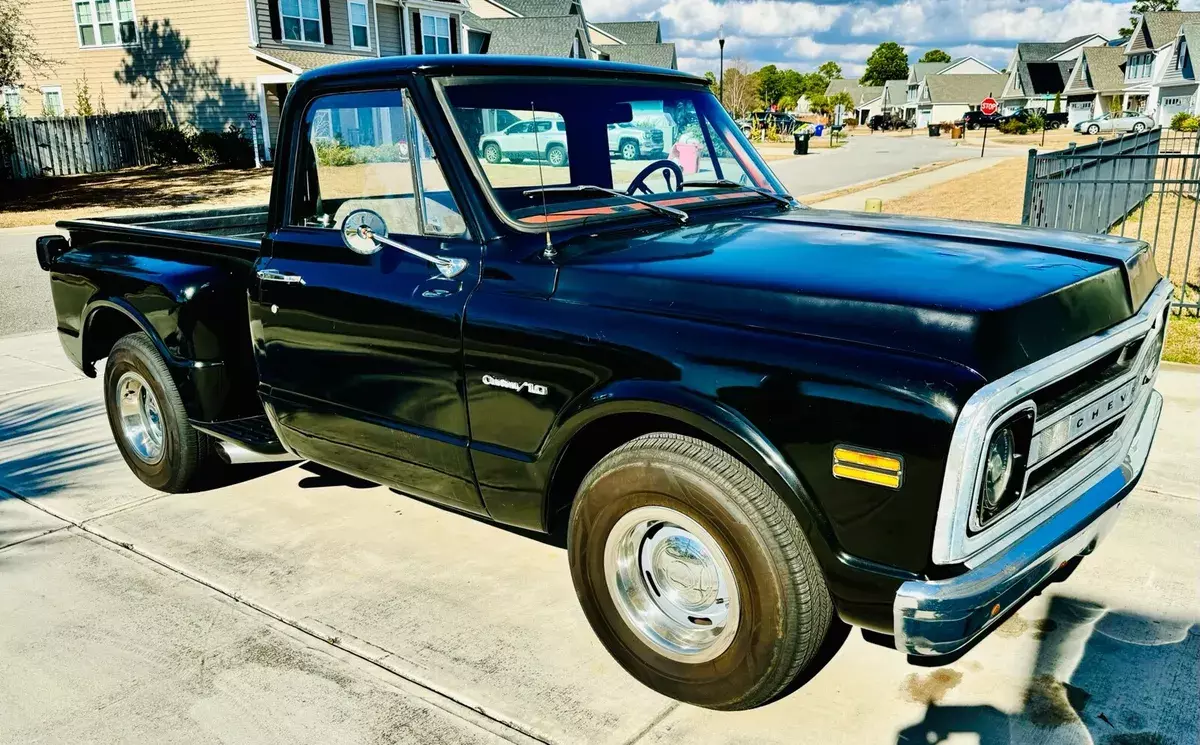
[[718, 32, 725, 106]]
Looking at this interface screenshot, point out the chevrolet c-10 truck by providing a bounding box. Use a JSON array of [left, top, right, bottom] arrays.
[[38, 56, 1169, 710]]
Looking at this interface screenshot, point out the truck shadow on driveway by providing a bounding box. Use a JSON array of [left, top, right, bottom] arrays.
[[896, 595, 1198, 745]]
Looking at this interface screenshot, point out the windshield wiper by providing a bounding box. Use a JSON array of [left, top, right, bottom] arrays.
[[679, 179, 794, 207], [523, 185, 688, 224]]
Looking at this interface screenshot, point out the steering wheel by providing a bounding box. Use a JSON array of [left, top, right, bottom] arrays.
[[626, 159, 684, 196]]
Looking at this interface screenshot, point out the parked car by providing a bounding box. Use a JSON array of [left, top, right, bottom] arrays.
[[37, 55, 1169, 711], [997, 107, 1068, 129], [479, 116, 663, 166], [959, 110, 1003, 130], [1074, 110, 1155, 135], [868, 112, 907, 131]]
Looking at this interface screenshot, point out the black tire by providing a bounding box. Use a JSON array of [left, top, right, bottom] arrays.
[[482, 142, 501, 164], [1132, 122, 1146, 134], [1087, 124, 1100, 135], [568, 433, 833, 710], [103, 332, 213, 492], [620, 139, 640, 161], [546, 143, 567, 167], [509, 156, 525, 164]]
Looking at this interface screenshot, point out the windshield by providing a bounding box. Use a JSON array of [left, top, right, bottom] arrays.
[[437, 77, 785, 229]]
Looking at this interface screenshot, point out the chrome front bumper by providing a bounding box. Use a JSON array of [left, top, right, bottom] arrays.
[[893, 388, 1163, 656]]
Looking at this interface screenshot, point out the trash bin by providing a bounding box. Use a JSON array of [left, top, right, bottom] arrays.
[[813, 124, 825, 137], [671, 142, 701, 173], [950, 125, 963, 139], [927, 124, 941, 137], [793, 131, 811, 155]]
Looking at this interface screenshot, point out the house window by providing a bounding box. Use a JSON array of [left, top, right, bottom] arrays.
[[75, 0, 137, 48], [2, 87, 21, 118], [281, 0, 323, 44], [41, 87, 64, 117], [1127, 52, 1154, 80], [421, 12, 451, 55], [348, 0, 370, 49]]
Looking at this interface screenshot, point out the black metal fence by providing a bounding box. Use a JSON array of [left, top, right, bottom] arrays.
[[1022, 127, 1199, 315], [0, 110, 167, 180]]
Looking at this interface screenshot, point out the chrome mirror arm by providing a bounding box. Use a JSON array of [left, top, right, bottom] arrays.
[[355, 225, 468, 279]]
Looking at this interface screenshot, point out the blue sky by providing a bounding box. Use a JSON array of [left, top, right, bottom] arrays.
[[586, 0, 1200, 77]]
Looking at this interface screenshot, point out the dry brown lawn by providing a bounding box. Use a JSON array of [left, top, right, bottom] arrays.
[[885, 155, 1029, 224], [0, 165, 274, 228]]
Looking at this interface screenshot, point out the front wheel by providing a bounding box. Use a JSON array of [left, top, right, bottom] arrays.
[[103, 332, 213, 492], [1132, 122, 1147, 133], [482, 142, 502, 164], [1087, 124, 1101, 135], [620, 140, 640, 160], [568, 433, 834, 710]]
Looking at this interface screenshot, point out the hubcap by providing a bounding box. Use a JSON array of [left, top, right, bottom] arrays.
[[604, 506, 740, 663], [116, 371, 165, 464]]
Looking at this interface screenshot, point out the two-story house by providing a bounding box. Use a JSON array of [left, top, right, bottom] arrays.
[[901, 57, 1001, 126], [3, 0, 673, 162], [1153, 23, 1200, 125], [1122, 10, 1200, 116], [1061, 45, 1129, 125], [998, 34, 1108, 115]]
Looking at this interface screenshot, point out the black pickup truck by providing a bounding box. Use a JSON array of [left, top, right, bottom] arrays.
[[38, 56, 1169, 710]]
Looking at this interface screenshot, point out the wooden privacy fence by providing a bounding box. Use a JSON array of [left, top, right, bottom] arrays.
[[1, 110, 168, 180]]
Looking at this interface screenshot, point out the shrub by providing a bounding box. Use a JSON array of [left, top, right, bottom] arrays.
[[1024, 112, 1045, 132], [1180, 116, 1200, 133], [146, 123, 255, 167], [998, 119, 1028, 135], [192, 125, 254, 167], [1170, 112, 1196, 131], [146, 125, 200, 165]]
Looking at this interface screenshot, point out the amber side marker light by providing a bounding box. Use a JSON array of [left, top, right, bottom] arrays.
[[832, 446, 904, 489]]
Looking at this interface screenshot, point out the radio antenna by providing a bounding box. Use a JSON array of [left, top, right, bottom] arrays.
[[530, 103, 556, 259]]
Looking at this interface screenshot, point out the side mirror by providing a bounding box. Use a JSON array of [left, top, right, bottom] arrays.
[[341, 208, 387, 255], [339, 207, 469, 279], [35, 234, 70, 271]]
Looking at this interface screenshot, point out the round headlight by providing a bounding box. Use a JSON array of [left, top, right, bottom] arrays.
[[982, 427, 1015, 512]]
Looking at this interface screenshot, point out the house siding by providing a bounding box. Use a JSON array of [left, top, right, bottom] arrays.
[[14, 0, 280, 134]]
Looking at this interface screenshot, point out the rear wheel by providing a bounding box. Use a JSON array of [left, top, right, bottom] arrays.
[[103, 332, 212, 492], [546, 143, 567, 167], [483, 142, 502, 164], [568, 433, 833, 710]]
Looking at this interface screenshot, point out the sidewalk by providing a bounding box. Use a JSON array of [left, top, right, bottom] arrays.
[[807, 154, 1019, 211]]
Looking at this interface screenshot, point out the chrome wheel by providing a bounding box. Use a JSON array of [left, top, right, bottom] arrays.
[[604, 506, 740, 663], [547, 146, 566, 167], [115, 371, 165, 464], [621, 142, 638, 160]]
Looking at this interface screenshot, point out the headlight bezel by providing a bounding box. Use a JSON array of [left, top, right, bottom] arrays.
[[969, 401, 1036, 533]]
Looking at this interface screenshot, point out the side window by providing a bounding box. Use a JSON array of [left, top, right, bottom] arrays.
[[290, 89, 466, 237]]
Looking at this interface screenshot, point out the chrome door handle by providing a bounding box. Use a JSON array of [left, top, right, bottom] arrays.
[[257, 269, 306, 285]]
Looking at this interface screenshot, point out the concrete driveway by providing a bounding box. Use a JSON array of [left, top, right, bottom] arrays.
[[0, 329, 1196, 744]]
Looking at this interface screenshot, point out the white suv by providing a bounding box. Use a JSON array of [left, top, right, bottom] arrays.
[[479, 118, 664, 167]]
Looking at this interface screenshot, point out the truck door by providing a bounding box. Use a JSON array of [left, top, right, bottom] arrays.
[[251, 87, 485, 515]]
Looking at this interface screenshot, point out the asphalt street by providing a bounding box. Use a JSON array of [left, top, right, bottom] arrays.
[[0, 330, 1196, 744]]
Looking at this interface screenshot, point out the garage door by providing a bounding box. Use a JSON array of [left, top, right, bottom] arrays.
[[1159, 94, 1193, 125], [1068, 101, 1094, 125]]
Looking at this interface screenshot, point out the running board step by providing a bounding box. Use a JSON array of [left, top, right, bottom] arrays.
[[190, 415, 298, 464]]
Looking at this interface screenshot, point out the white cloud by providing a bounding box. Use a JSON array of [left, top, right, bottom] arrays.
[[586, 0, 1144, 76]]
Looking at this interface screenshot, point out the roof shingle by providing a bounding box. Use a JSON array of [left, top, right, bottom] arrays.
[[594, 42, 676, 69], [923, 73, 1007, 104], [480, 16, 581, 57], [592, 21, 661, 44]]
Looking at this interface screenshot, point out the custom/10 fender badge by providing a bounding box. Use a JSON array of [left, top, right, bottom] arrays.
[[482, 374, 548, 396]]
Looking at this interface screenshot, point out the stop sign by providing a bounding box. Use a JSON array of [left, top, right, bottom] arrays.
[[980, 97, 999, 116]]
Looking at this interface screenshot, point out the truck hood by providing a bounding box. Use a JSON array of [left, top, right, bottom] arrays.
[[553, 209, 1160, 381]]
